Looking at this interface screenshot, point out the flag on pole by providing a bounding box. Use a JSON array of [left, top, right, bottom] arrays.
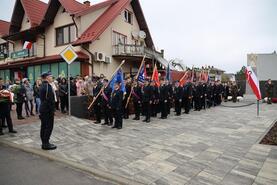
[[166, 63, 171, 81], [110, 68, 126, 93], [152, 64, 160, 87], [245, 66, 262, 100], [23, 41, 32, 50], [179, 70, 189, 86], [137, 61, 147, 84]]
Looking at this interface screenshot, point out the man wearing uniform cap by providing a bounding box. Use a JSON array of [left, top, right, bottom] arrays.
[[39, 72, 57, 150]]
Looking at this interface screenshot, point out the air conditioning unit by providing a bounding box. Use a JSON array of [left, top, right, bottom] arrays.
[[95, 52, 105, 62], [104, 56, 112, 64]]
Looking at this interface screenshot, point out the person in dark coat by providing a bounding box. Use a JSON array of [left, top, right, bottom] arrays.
[[59, 78, 68, 113], [231, 82, 238, 103], [265, 79, 274, 104], [93, 81, 103, 124], [214, 80, 223, 106], [142, 79, 153, 123], [159, 79, 169, 119], [132, 81, 143, 120], [101, 79, 113, 125], [111, 82, 123, 129], [151, 81, 159, 117], [165, 80, 173, 115], [201, 82, 207, 109], [39, 72, 56, 150], [193, 82, 203, 111], [183, 80, 193, 114], [123, 78, 131, 119], [173, 81, 183, 116]]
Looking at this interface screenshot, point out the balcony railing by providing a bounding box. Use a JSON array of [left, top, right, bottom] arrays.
[[113, 44, 163, 58]]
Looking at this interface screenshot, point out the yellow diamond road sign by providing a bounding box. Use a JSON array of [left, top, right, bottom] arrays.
[[60, 45, 78, 65]]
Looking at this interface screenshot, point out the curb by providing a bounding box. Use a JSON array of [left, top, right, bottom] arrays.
[[0, 140, 144, 185]]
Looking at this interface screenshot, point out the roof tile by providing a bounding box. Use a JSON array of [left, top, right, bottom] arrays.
[[73, 0, 130, 46], [0, 20, 10, 36]]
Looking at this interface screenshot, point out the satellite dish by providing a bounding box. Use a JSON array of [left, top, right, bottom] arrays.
[[138, 31, 146, 39]]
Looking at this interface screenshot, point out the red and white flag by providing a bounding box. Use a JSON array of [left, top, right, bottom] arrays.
[[23, 41, 32, 50], [245, 66, 262, 100], [151, 64, 160, 87]]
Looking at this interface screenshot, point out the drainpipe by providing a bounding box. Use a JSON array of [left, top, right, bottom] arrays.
[[71, 15, 79, 38]]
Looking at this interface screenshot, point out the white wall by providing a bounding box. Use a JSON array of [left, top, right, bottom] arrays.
[[256, 54, 277, 81]]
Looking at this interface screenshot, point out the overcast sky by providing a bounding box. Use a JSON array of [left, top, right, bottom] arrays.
[[1, 0, 277, 73]]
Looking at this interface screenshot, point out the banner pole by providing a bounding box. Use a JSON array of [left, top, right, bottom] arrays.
[[257, 100, 259, 117], [68, 64, 71, 116], [88, 60, 125, 110]]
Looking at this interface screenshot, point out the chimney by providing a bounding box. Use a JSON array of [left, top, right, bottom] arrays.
[[83, 0, 91, 7]]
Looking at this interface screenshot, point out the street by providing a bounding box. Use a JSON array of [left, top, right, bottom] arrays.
[[0, 144, 114, 185]]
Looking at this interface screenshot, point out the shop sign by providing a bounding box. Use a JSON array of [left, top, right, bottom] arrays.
[[11, 49, 28, 59]]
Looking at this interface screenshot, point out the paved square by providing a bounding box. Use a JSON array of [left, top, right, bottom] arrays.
[[1, 102, 277, 185]]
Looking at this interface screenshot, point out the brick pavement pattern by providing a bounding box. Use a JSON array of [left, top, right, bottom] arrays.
[[1, 101, 277, 185]]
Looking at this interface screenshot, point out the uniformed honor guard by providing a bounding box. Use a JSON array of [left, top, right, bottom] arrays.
[[111, 81, 123, 129], [173, 81, 183, 116], [151, 80, 159, 117], [159, 79, 169, 119], [93, 80, 103, 124], [142, 79, 153, 123], [39, 72, 56, 150], [183, 80, 193, 114], [101, 79, 113, 126], [123, 78, 132, 119], [132, 81, 142, 120]]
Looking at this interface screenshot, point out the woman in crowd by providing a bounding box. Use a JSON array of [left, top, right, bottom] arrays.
[[23, 78, 35, 116], [59, 78, 68, 113], [34, 79, 42, 114]]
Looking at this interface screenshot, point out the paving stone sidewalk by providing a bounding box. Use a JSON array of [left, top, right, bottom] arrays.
[[1, 102, 277, 185]]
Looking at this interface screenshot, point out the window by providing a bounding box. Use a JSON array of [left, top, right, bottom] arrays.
[[0, 43, 9, 59], [56, 24, 76, 46], [123, 9, 133, 24], [112, 31, 127, 46]]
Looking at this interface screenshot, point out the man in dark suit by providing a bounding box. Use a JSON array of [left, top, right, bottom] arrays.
[[132, 81, 142, 120], [183, 80, 193, 114], [111, 82, 123, 129], [173, 81, 183, 116], [265, 79, 274, 104], [159, 79, 169, 119], [93, 80, 103, 124], [101, 79, 113, 126], [39, 72, 56, 150], [142, 79, 153, 123]]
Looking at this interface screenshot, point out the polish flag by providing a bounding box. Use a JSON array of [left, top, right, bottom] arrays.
[[245, 66, 262, 100], [23, 41, 32, 50]]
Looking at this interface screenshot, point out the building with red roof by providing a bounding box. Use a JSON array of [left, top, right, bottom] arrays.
[[0, 0, 166, 83]]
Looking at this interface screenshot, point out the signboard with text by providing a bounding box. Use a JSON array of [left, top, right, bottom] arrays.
[[11, 49, 28, 59]]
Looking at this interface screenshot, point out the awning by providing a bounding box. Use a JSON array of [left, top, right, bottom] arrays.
[[0, 51, 89, 69]]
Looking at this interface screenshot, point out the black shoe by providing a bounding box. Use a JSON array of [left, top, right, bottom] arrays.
[[102, 123, 108, 125], [146, 120, 150, 123], [133, 117, 140, 120], [31, 113, 35, 116], [111, 126, 117, 129], [117, 127, 122, 129], [9, 130, 17, 134], [42, 143, 57, 150], [0, 132, 4, 136], [175, 114, 181, 116], [18, 116, 25, 120], [94, 121, 101, 124], [143, 119, 147, 122]]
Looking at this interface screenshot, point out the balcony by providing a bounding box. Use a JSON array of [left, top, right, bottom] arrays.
[[113, 44, 163, 59]]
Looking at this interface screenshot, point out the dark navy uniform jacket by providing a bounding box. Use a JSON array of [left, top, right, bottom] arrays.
[[39, 81, 55, 114]]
